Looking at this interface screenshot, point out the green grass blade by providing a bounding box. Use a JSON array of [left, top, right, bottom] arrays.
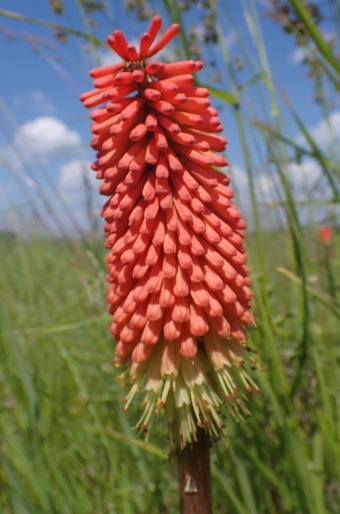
[[0, 9, 107, 47], [289, 0, 340, 77]]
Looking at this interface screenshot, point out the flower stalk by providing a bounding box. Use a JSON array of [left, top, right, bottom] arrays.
[[178, 428, 212, 514]]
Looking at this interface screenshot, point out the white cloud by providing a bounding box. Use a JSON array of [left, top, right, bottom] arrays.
[[289, 160, 321, 196], [255, 172, 277, 198], [99, 49, 123, 67], [226, 157, 337, 228], [305, 111, 340, 147], [290, 46, 313, 64], [228, 164, 279, 204], [295, 111, 340, 164], [13, 116, 81, 156], [290, 32, 335, 64], [225, 32, 237, 50], [59, 159, 102, 232], [233, 165, 251, 188], [59, 159, 96, 190], [253, 160, 324, 203], [13, 90, 55, 114]]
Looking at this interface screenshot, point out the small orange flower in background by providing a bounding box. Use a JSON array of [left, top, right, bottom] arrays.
[[319, 225, 333, 246], [81, 15, 259, 448]]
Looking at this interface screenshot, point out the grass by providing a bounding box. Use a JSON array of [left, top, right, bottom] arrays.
[[0, 0, 340, 512], [0, 237, 176, 514], [0, 229, 339, 513]]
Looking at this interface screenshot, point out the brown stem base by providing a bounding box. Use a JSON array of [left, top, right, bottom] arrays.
[[178, 428, 212, 514]]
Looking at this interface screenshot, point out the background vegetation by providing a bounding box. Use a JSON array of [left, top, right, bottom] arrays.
[[0, 1, 340, 512]]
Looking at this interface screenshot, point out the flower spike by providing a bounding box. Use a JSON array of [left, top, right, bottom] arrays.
[[81, 15, 259, 449]]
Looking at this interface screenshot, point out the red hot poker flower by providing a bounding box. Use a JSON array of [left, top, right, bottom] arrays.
[[81, 16, 259, 448]]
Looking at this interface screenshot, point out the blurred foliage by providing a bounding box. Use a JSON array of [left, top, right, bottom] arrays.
[[264, 1, 322, 37], [50, 0, 65, 15], [264, 0, 340, 102]]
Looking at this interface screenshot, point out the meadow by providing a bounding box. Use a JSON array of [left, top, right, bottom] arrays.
[[0, 1, 340, 512]]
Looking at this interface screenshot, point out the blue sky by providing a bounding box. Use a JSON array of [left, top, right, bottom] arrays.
[[0, 0, 339, 233]]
